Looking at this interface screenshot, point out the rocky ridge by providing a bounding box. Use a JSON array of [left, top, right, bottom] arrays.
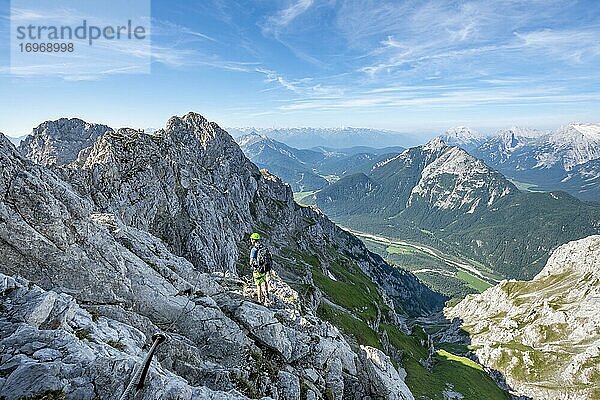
[[439, 126, 485, 150], [447, 123, 600, 201], [407, 139, 515, 213], [1, 114, 436, 399]]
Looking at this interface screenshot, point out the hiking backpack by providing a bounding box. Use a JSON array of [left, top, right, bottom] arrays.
[[256, 245, 273, 274]]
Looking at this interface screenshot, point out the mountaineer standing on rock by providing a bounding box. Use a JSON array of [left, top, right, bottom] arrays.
[[249, 232, 273, 304]]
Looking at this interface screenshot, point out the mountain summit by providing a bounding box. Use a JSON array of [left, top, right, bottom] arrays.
[[19, 117, 112, 166], [548, 123, 600, 171], [464, 123, 600, 201], [439, 126, 485, 149]]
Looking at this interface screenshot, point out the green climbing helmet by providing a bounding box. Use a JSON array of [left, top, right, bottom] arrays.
[[250, 232, 261, 240]]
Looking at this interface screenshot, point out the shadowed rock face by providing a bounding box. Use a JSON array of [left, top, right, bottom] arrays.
[[0, 113, 444, 399], [447, 235, 600, 400]]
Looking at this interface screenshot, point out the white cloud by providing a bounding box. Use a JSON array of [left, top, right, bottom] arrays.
[[278, 86, 600, 112], [514, 28, 600, 62], [10, 7, 85, 23], [256, 67, 343, 96], [151, 19, 217, 43], [264, 0, 314, 32]]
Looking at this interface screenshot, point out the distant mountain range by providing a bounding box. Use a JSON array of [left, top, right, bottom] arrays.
[[233, 123, 600, 201], [229, 127, 424, 149], [309, 138, 600, 281], [237, 133, 404, 192], [440, 124, 600, 201]]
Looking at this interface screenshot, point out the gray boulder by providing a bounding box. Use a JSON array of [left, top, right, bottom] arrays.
[[359, 346, 415, 400]]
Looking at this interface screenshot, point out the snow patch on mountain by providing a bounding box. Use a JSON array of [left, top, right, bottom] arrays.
[[456, 122, 600, 201], [565, 123, 600, 140], [439, 126, 485, 148], [546, 123, 600, 170]]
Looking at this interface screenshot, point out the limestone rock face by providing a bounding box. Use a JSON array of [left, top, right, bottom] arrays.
[[18, 118, 112, 166], [58, 114, 258, 273], [447, 235, 600, 400], [0, 114, 422, 399]]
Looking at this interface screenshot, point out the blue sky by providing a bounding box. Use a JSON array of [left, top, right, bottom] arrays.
[[0, 0, 599, 137]]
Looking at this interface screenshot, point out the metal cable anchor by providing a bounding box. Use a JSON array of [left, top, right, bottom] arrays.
[[119, 332, 167, 400]]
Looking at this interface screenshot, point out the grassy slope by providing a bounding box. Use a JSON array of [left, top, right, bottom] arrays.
[[305, 253, 508, 399], [384, 325, 509, 400], [508, 179, 542, 192], [317, 303, 382, 349], [293, 191, 318, 206], [312, 265, 389, 321], [456, 271, 492, 292]]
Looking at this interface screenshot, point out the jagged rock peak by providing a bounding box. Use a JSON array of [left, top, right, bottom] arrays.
[[59, 112, 260, 273], [440, 126, 485, 147], [554, 123, 600, 141], [159, 112, 237, 149], [166, 111, 208, 130], [0, 132, 23, 159], [19, 117, 112, 166], [422, 136, 448, 151]]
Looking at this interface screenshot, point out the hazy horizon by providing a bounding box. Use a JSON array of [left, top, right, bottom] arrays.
[[3, 113, 597, 141]]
